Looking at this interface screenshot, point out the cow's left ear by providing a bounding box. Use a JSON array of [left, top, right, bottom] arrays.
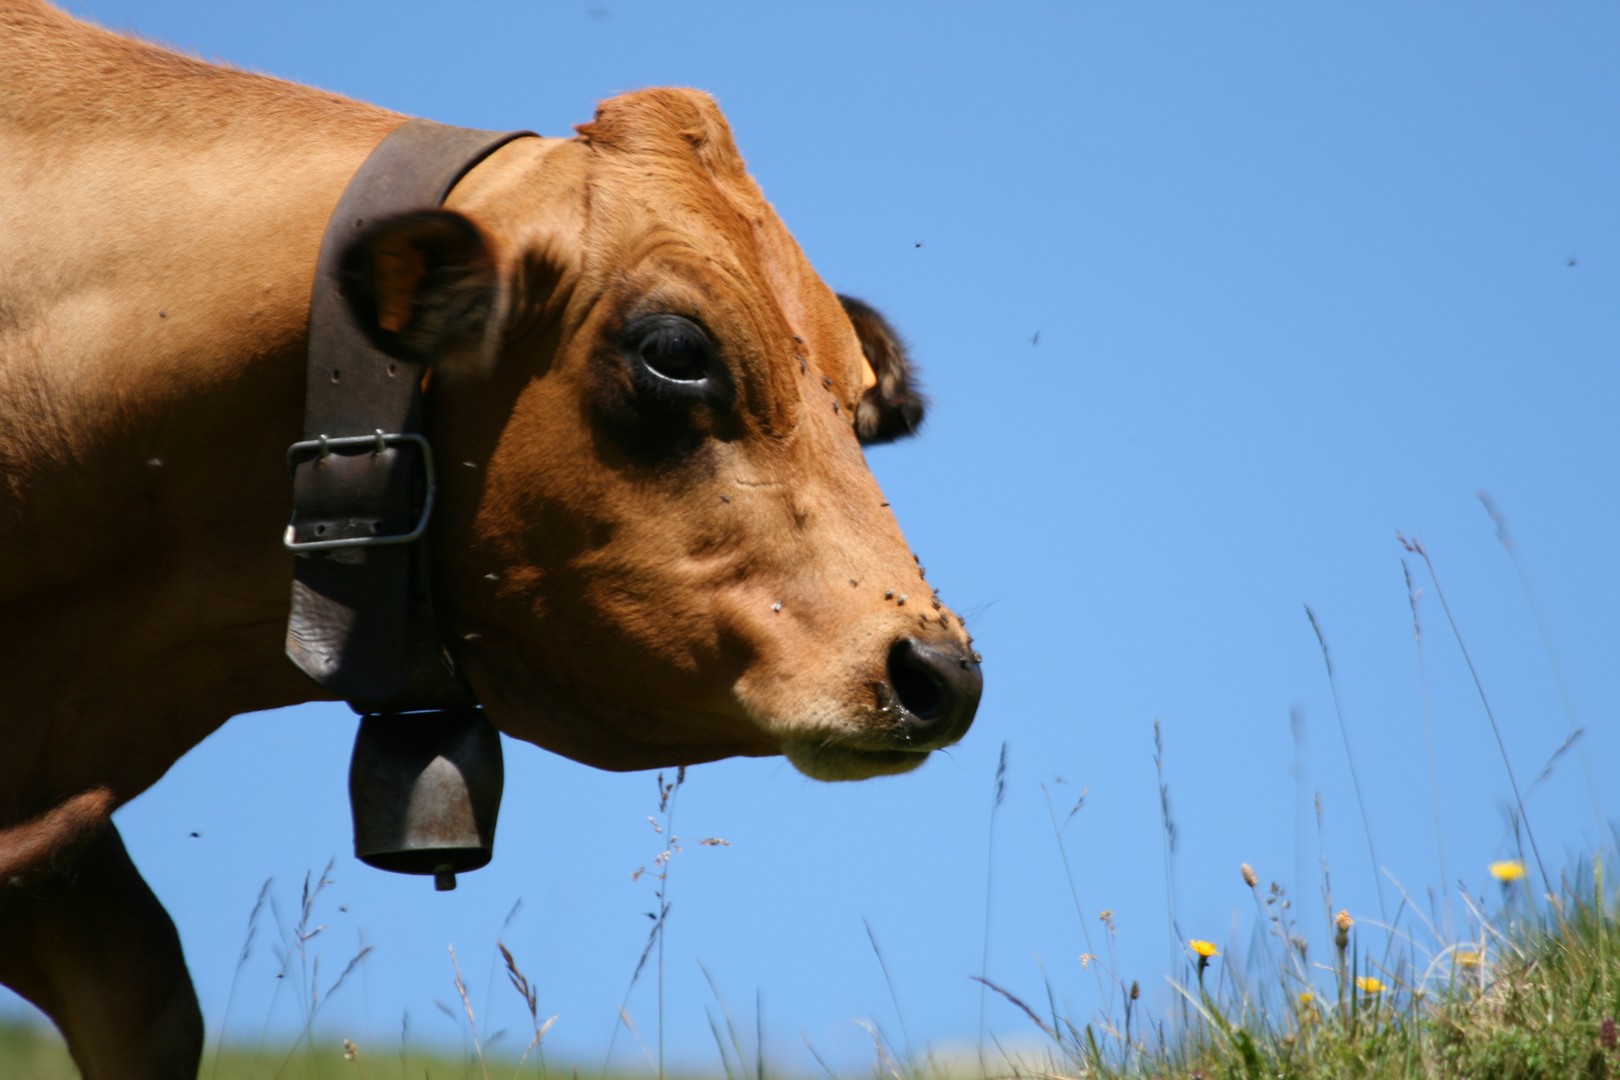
[[340, 209, 505, 378], [840, 294, 927, 445]]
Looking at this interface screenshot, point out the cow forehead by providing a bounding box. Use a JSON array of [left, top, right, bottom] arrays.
[[573, 89, 866, 399], [574, 88, 754, 194], [574, 89, 766, 276]]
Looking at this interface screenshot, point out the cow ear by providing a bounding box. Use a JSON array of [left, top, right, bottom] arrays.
[[840, 295, 926, 445], [340, 209, 505, 378]]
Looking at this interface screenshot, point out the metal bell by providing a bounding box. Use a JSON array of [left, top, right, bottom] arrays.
[[349, 707, 504, 891]]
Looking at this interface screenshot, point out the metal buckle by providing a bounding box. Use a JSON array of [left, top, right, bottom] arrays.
[[283, 430, 436, 552]]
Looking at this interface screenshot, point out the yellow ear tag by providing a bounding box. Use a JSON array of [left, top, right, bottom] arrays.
[[859, 356, 878, 392]]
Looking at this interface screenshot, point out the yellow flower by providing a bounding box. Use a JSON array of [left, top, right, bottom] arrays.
[[1297, 992, 1319, 1024], [1190, 939, 1219, 958], [1489, 860, 1527, 883], [1356, 976, 1386, 994], [1335, 909, 1354, 932], [1456, 949, 1483, 968]]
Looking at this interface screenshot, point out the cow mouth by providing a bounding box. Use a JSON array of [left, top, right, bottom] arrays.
[[780, 738, 934, 782]]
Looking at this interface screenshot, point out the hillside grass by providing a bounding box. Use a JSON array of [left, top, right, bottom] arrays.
[[0, 1018, 725, 1080], [3, 874, 1615, 1078], [978, 858, 1618, 1079]]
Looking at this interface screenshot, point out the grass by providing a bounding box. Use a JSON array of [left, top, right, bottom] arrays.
[[4, 500, 1616, 1077], [5, 881, 1616, 1078], [970, 856, 1618, 1079], [964, 511, 1619, 1079], [0, 1022, 721, 1080]]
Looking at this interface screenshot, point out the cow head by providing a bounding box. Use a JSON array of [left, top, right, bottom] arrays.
[[338, 89, 980, 781]]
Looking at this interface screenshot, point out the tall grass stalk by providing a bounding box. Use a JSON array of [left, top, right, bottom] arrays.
[[975, 741, 1008, 1078], [1041, 782, 1112, 1011], [258, 860, 367, 1066], [1479, 492, 1611, 847], [1404, 557, 1453, 939], [449, 944, 488, 1080], [1289, 708, 1310, 948], [1152, 720, 1180, 1004], [605, 768, 685, 1079], [1304, 604, 1390, 927], [656, 767, 684, 1078], [496, 940, 557, 1070], [1398, 532, 1551, 898], [755, 988, 766, 1080], [480, 899, 524, 1050], [863, 918, 916, 1067], [698, 961, 746, 1080], [209, 877, 271, 1080]]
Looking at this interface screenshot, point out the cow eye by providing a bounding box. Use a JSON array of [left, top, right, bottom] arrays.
[[602, 312, 737, 456], [623, 314, 732, 408], [632, 315, 714, 381]]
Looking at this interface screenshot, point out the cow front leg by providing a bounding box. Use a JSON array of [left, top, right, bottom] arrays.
[[0, 821, 202, 1079]]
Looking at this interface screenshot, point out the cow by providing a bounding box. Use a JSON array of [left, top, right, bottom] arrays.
[[0, 2, 982, 1076]]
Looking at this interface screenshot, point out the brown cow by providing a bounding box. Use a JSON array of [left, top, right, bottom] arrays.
[[0, 3, 981, 1076]]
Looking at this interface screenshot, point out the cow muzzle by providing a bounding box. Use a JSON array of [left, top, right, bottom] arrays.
[[781, 634, 982, 782]]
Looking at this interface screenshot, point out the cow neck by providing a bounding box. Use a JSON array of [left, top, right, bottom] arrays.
[[284, 119, 534, 714]]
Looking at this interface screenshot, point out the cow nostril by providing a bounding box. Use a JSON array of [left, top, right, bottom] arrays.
[[888, 639, 945, 722], [886, 637, 982, 749]]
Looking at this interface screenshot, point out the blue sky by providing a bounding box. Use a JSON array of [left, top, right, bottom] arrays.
[[15, 2, 1619, 1073]]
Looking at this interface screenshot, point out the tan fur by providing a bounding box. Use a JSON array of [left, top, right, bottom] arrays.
[[0, 787, 115, 884], [1, 5, 979, 1074]]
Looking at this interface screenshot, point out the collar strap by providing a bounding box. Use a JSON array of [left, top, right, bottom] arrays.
[[285, 119, 533, 711]]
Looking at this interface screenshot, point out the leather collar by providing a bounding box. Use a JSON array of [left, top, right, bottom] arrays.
[[284, 119, 533, 713]]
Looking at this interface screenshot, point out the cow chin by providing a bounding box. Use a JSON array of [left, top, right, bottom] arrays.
[[780, 738, 934, 782]]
